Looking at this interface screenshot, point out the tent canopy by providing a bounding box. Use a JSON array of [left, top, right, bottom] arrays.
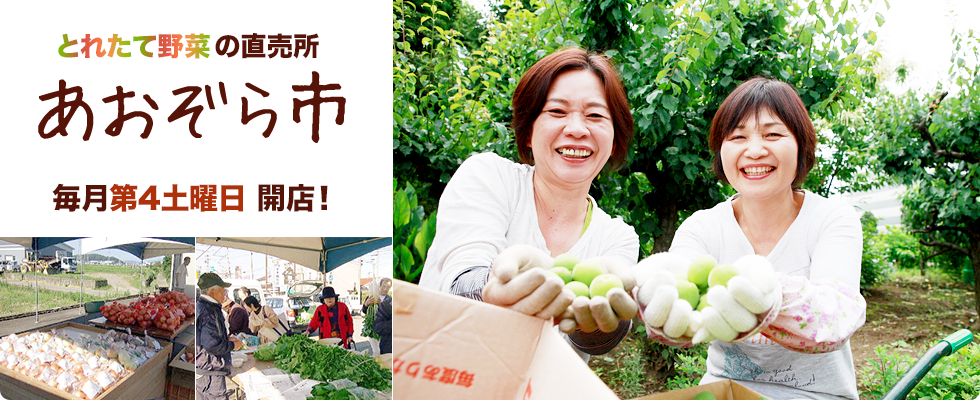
[[0, 237, 194, 260], [0, 237, 84, 251], [77, 237, 195, 260], [195, 237, 391, 273]]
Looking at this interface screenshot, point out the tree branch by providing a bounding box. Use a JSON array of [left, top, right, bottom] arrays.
[[913, 91, 980, 163], [910, 225, 970, 235], [918, 239, 970, 255], [923, 247, 953, 261]]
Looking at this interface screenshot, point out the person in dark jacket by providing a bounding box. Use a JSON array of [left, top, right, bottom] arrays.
[[196, 273, 242, 400], [374, 294, 392, 354], [304, 286, 354, 348], [223, 298, 252, 336], [362, 278, 392, 355]]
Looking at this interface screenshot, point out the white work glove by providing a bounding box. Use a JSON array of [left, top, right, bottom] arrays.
[[558, 257, 638, 334], [633, 253, 781, 344], [483, 245, 574, 319]]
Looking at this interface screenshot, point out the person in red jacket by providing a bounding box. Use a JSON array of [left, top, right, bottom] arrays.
[[303, 286, 354, 348]]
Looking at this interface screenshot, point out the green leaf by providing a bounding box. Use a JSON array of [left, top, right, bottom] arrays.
[[695, 11, 710, 22], [661, 95, 679, 112], [875, 12, 885, 27], [808, 1, 817, 15], [687, 47, 701, 59], [663, 52, 677, 63], [800, 28, 812, 46], [394, 190, 411, 227]]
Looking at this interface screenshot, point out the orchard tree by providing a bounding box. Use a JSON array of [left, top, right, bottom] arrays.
[[564, 0, 883, 253], [872, 31, 980, 327]]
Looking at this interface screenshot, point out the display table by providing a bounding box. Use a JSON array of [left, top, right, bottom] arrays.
[[0, 322, 170, 400]]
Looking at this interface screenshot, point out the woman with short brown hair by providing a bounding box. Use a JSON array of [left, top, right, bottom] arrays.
[[420, 48, 641, 358]]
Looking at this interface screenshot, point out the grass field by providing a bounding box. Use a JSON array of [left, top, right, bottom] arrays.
[[81, 264, 169, 291], [0, 281, 129, 317]]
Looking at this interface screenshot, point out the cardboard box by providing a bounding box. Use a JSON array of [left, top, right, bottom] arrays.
[[168, 338, 195, 389], [632, 380, 769, 400], [0, 322, 170, 400], [392, 280, 618, 400]]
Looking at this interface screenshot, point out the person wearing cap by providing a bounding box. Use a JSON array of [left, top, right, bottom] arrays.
[[303, 286, 354, 348], [195, 272, 243, 400]]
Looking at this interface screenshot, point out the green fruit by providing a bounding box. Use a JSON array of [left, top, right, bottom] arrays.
[[693, 391, 716, 400], [572, 260, 606, 287], [697, 294, 710, 311], [566, 281, 590, 298], [552, 253, 580, 271], [687, 254, 717, 289], [708, 263, 739, 287], [676, 279, 700, 309], [589, 274, 624, 298], [551, 267, 573, 284]]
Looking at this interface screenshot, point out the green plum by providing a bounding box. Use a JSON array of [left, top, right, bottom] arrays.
[[687, 254, 717, 289], [551, 267, 573, 284], [697, 294, 710, 311], [708, 263, 739, 287], [565, 281, 590, 298], [552, 253, 580, 271], [676, 279, 700, 309], [693, 391, 716, 400], [589, 273, 624, 298], [572, 259, 607, 287]]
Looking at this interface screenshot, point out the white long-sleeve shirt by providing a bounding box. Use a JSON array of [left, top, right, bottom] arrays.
[[670, 190, 865, 400], [419, 152, 639, 292]]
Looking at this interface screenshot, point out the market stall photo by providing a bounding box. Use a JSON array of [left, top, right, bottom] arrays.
[[193, 237, 393, 400], [0, 237, 196, 400]]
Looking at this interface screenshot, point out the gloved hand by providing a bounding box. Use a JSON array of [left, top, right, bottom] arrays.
[[483, 245, 574, 319], [697, 255, 780, 343], [632, 253, 781, 345], [557, 257, 638, 334]]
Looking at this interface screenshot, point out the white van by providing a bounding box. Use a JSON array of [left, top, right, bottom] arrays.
[[224, 279, 266, 306]]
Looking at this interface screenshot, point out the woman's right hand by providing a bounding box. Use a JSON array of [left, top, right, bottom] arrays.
[[482, 245, 574, 319]]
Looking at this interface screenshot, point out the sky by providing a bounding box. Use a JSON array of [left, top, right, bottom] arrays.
[[465, 0, 980, 94], [194, 244, 393, 281]]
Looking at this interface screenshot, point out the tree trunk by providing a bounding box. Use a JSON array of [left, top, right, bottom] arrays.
[[653, 199, 678, 253]]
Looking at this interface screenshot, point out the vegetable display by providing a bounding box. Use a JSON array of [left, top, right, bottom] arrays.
[[0, 329, 160, 399], [273, 335, 390, 391], [99, 291, 195, 332]]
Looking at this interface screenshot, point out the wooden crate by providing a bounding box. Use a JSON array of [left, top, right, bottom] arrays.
[[0, 322, 171, 400]]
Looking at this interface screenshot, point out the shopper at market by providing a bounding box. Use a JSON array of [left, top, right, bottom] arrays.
[[362, 278, 393, 355], [660, 77, 866, 399], [374, 290, 392, 355], [361, 277, 392, 312], [244, 295, 287, 343], [303, 286, 354, 348], [418, 48, 640, 359], [223, 297, 252, 336], [196, 272, 243, 400]]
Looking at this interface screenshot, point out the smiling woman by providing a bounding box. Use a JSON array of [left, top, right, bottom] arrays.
[[667, 77, 867, 400], [418, 48, 641, 361]]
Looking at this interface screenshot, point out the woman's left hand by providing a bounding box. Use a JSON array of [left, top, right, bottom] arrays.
[[557, 257, 638, 333]]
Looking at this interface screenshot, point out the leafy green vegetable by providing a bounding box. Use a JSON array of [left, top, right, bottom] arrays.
[[254, 343, 277, 361], [361, 304, 380, 340], [274, 335, 391, 391]]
